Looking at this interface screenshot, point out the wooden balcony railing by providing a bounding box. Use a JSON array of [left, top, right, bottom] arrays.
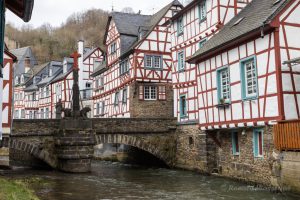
[[273, 120, 300, 151]]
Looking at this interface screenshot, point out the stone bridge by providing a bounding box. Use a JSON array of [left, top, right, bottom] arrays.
[[1, 118, 178, 172]]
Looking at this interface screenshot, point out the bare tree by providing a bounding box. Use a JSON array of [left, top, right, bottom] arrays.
[[121, 7, 135, 14]]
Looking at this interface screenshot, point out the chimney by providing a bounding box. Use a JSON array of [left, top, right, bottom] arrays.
[[24, 57, 30, 73], [77, 40, 84, 89]]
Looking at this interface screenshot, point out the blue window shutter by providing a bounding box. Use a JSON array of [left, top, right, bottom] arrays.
[[231, 132, 236, 154], [253, 131, 258, 157]]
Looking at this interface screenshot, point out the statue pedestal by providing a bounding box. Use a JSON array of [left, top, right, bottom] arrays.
[[56, 119, 95, 173]]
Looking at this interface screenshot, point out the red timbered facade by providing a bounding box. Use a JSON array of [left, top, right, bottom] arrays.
[[51, 44, 103, 118], [92, 0, 182, 118], [170, 0, 251, 124], [182, 0, 300, 185], [1, 50, 16, 135]]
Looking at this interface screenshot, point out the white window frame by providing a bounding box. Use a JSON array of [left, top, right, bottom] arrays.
[[178, 51, 185, 72], [144, 86, 157, 100]]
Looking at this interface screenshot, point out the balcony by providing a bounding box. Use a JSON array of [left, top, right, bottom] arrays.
[[273, 120, 300, 151]]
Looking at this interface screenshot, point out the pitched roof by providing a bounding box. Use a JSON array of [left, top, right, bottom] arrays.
[[188, 0, 291, 64], [10, 46, 30, 62], [91, 61, 107, 77], [104, 0, 182, 58], [25, 62, 50, 83], [120, 0, 182, 58], [112, 12, 151, 36]]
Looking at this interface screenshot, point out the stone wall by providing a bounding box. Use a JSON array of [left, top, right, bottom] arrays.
[[211, 126, 275, 186], [281, 152, 300, 193], [129, 82, 173, 118], [174, 124, 210, 172]]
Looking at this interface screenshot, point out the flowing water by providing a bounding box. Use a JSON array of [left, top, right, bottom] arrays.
[[5, 161, 300, 200]]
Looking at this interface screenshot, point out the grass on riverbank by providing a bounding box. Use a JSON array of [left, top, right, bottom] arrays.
[[0, 178, 39, 200]]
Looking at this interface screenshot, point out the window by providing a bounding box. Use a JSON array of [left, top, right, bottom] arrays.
[[96, 76, 104, 89], [32, 92, 36, 101], [14, 110, 19, 119], [56, 84, 61, 96], [189, 136, 194, 146], [217, 67, 231, 103], [199, 38, 207, 48], [96, 102, 105, 116], [40, 109, 44, 119], [29, 111, 33, 119], [144, 86, 157, 100], [94, 59, 101, 69], [253, 129, 263, 157], [145, 55, 152, 68], [122, 88, 127, 104], [15, 76, 19, 85], [34, 111, 38, 119], [114, 91, 119, 106], [46, 86, 50, 97], [144, 55, 162, 69], [15, 93, 19, 101], [45, 108, 49, 119], [179, 95, 187, 118], [21, 109, 25, 119], [21, 75, 24, 84], [177, 17, 183, 36], [110, 42, 116, 55], [100, 101, 105, 115], [178, 51, 185, 72], [231, 132, 240, 155], [86, 82, 91, 88], [49, 67, 53, 77], [120, 59, 129, 75], [199, 0, 207, 22], [153, 56, 162, 69], [158, 86, 166, 100], [240, 56, 258, 100]]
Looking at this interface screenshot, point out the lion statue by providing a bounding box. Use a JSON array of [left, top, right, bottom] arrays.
[[80, 107, 91, 119]]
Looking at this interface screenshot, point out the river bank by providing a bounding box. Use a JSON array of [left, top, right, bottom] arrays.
[[0, 177, 39, 200]]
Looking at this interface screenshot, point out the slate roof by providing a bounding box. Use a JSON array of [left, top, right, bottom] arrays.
[[188, 0, 291, 63], [91, 61, 107, 77], [106, 0, 182, 58]]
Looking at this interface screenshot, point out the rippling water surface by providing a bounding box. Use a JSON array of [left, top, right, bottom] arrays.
[[8, 161, 300, 200]]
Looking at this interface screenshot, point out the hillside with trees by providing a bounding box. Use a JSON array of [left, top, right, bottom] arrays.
[[5, 8, 109, 63]]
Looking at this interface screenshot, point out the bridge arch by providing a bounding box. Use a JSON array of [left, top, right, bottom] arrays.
[[95, 134, 172, 166], [8, 140, 57, 169]]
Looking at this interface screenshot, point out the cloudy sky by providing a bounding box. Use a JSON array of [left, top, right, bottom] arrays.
[[7, 0, 187, 28]]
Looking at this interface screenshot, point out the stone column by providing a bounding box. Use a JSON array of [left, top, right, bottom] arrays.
[[55, 119, 95, 173]]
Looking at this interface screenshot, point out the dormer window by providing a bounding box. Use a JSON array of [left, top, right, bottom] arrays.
[[63, 63, 67, 74], [15, 76, 20, 85], [199, 0, 207, 22], [49, 67, 53, 77], [110, 42, 117, 55], [21, 75, 24, 84], [94, 58, 102, 69]]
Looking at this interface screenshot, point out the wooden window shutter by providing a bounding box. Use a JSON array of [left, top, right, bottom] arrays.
[[139, 85, 144, 100], [158, 85, 166, 100]]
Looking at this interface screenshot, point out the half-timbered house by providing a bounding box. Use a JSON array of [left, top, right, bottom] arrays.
[[2, 48, 16, 136], [169, 0, 251, 124], [51, 41, 103, 118], [92, 0, 182, 118], [12, 46, 38, 119], [187, 0, 300, 186]]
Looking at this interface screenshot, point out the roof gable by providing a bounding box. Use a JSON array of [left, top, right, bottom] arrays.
[[188, 0, 292, 63]]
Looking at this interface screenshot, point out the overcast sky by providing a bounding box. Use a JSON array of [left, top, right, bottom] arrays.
[[7, 0, 186, 28]]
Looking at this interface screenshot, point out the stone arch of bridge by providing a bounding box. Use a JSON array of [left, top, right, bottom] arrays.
[[95, 134, 171, 166], [9, 140, 57, 169]]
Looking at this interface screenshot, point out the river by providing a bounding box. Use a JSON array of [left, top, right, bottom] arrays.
[[5, 161, 299, 200]]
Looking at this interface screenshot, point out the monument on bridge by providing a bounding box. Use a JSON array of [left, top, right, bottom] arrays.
[[56, 51, 95, 173]]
